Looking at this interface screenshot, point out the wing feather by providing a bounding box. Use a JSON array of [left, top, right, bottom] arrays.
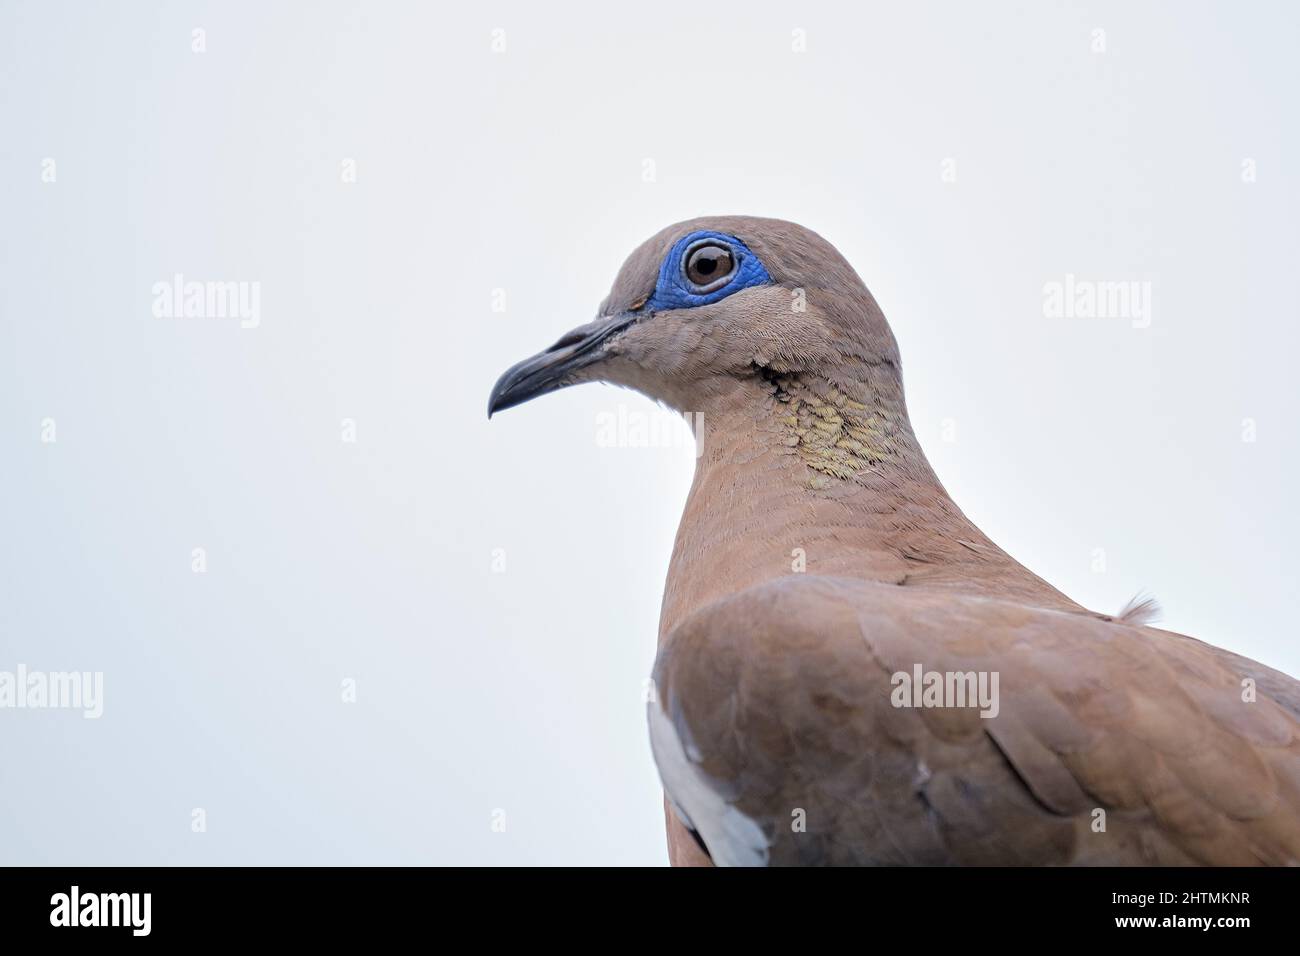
[[649, 575, 1300, 865]]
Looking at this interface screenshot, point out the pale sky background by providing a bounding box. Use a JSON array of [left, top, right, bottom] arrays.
[[1, 1, 1297, 865]]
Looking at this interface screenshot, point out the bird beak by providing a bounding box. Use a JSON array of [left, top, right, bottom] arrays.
[[487, 312, 636, 417]]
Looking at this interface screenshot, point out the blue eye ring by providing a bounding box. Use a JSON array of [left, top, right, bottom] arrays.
[[645, 230, 773, 312]]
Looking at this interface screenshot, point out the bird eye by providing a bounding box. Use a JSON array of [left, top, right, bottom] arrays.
[[683, 242, 737, 292]]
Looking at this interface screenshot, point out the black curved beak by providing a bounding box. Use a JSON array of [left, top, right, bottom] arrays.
[[487, 312, 636, 417]]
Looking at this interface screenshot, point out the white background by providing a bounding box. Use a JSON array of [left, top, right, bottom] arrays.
[[1, 0, 1297, 864]]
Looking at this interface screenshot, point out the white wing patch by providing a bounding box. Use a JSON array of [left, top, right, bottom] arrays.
[[648, 699, 769, 867]]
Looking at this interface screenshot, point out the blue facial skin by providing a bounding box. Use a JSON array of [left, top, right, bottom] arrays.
[[643, 230, 773, 312]]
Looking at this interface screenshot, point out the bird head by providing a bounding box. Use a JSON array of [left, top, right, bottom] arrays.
[[487, 215, 902, 418]]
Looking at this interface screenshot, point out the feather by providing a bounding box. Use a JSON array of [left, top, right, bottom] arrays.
[[1117, 593, 1162, 626]]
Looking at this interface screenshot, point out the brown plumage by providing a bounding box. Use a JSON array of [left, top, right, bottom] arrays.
[[489, 216, 1300, 866]]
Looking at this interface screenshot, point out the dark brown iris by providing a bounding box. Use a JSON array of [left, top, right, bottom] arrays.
[[685, 244, 735, 287]]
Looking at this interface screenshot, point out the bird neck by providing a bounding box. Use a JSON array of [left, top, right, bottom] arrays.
[[658, 370, 1080, 640]]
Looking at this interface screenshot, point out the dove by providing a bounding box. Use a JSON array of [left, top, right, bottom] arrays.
[[488, 216, 1300, 866]]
